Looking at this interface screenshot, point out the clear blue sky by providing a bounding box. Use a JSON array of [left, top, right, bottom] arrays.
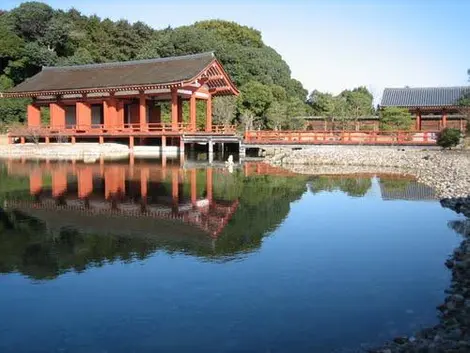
[[3, 0, 470, 101]]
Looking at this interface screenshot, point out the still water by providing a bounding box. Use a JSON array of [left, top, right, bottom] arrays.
[[0, 158, 465, 353]]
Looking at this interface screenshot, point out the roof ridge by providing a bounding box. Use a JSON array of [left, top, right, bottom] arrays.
[[384, 86, 470, 90], [43, 52, 215, 71]]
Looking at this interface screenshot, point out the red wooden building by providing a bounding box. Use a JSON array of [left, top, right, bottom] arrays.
[[1, 52, 239, 146], [380, 86, 468, 131]]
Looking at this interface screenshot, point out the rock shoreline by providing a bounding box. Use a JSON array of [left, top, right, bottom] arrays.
[[266, 146, 470, 352]]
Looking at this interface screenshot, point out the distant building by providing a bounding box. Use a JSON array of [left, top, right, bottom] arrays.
[[380, 86, 469, 131]]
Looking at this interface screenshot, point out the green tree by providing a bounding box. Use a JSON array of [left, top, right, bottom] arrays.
[[436, 128, 461, 149], [237, 81, 273, 119], [212, 96, 237, 127], [9, 2, 54, 41], [379, 107, 413, 131]]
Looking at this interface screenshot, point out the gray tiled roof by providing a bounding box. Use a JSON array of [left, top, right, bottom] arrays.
[[381, 87, 470, 107], [6, 52, 215, 94]]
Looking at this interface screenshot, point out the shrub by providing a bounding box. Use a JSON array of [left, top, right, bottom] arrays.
[[436, 128, 461, 149]]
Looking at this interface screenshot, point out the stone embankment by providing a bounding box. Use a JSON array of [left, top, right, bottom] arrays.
[[266, 146, 470, 353], [0, 143, 129, 162]]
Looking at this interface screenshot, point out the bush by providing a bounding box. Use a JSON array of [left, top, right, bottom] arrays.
[[437, 128, 461, 149]]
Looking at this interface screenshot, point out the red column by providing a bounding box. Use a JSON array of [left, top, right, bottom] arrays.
[[415, 111, 421, 131], [206, 168, 213, 202], [52, 170, 67, 197], [205, 95, 212, 132], [141, 167, 149, 198], [190, 169, 197, 206], [442, 111, 447, 128], [103, 99, 117, 129], [172, 169, 179, 210], [190, 94, 197, 131], [76, 101, 91, 129], [116, 100, 124, 129], [139, 93, 147, 131], [50, 103, 65, 129], [27, 105, 41, 127], [29, 170, 42, 195], [171, 88, 178, 131], [77, 167, 93, 198]]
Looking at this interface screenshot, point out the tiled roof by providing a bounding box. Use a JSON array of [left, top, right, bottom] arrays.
[[5, 52, 228, 96], [381, 86, 470, 107]]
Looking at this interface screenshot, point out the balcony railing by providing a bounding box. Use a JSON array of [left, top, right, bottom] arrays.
[[244, 130, 439, 145], [8, 123, 237, 136]]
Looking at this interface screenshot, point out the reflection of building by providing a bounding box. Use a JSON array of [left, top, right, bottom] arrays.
[[378, 178, 436, 201], [4, 160, 239, 238]]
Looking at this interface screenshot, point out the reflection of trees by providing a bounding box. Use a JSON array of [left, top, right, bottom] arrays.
[[308, 176, 372, 197], [448, 220, 470, 238], [215, 174, 308, 256], [0, 171, 309, 280]]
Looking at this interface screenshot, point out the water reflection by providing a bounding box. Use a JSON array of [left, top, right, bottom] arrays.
[[0, 159, 310, 280], [0, 159, 466, 353]]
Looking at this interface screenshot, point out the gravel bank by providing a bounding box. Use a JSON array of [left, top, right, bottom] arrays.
[[0, 143, 129, 161], [266, 146, 470, 352], [266, 147, 470, 199]]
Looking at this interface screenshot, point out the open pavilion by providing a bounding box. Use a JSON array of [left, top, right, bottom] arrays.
[[1, 52, 239, 148]]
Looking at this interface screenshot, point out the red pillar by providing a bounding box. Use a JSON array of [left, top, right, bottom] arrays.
[[52, 170, 67, 197], [190, 94, 197, 131], [190, 169, 197, 206], [29, 170, 42, 195], [103, 99, 117, 129], [129, 136, 134, 149], [27, 104, 41, 127], [205, 95, 212, 132], [172, 169, 179, 210], [139, 93, 147, 132], [171, 88, 178, 131], [77, 167, 93, 198], [415, 111, 421, 131], [116, 100, 124, 129], [76, 101, 91, 130], [206, 167, 213, 202], [442, 111, 447, 129], [50, 103, 65, 129], [141, 167, 149, 198]]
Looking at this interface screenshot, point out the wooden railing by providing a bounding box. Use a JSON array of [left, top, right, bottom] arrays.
[[244, 130, 439, 145], [8, 123, 237, 136]]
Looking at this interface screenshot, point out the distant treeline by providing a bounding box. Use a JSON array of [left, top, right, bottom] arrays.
[[0, 2, 379, 131]]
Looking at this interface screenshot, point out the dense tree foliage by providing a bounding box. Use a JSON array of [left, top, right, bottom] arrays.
[[379, 107, 413, 131], [0, 2, 310, 130], [307, 86, 374, 119]]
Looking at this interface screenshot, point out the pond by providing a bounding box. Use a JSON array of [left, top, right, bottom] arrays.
[[0, 158, 465, 353]]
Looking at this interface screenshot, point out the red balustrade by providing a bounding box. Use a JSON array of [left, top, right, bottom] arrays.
[[244, 130, 439, 145]]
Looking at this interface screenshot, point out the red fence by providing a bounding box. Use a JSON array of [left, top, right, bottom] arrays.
[[8, 123, 237, 138], [244, 130, 439, 145]]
